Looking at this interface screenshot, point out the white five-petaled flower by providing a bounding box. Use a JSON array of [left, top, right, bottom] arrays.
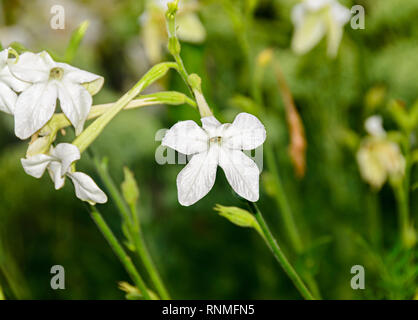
[[162, 113, 266, 206], [21, 143, 107, 204], [0, 48, 29, 114], [8, 51, 104, 139], [291, 0, 351, 58]]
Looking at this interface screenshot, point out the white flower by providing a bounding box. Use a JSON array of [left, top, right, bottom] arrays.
[[0, 48, 30, 114], [162, 113, 266, 206], [8, 51, 104, 139], [21, 143, 107, 204], [291, 0, 351, 58], [357, 116, 405, 189]]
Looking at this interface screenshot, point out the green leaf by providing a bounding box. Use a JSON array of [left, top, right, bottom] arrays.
[[214, 204, 263, 236], [65, 20, 90, 63], [121, 167, 140, 209]]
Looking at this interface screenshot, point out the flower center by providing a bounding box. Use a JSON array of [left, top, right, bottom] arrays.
[[49, 67, 64, 80], [209, 136, 222, 146]]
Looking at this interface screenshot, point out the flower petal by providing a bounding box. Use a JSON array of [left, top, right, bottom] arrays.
[[68, 172, 108, 204], [162, 120, 208, 155], [58, 62, 104, 95], [142, 15, 164, 64], [50, 143, 81, 176], [218, 148, 260, 202], [304, 0, 333, 11], [0, 69, 30, 92], [176, 13, 206, 43], [176, 146, 219, 206], [222, 113, 266, 150], [48, 161, 66, 190], [291, 3, 306, 26], [291, 9, 326, 55], [21, 154, 54, 178], [0, 49, 30, 92], [201, 116, 221, 133], [331, 1, 351, 26], [0, 49, 8, 69], [8, 51, 53, 83], [0, 61, 30, 93], [14, 82, 58, 139], [365, 115, 386, 138], [326, 5, 349, 58], [0, 81, 17, 114], [58, 82, 92, 135]]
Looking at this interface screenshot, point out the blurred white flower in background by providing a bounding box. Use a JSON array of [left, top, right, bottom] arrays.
[[21, 143, 107, 204], [357, 115, 405, 189], [0, 0, 103, 50], [291, 0, 351, 58], [162, 113, 266, 206]]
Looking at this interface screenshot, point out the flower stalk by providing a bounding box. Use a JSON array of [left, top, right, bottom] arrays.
[[90, 206, 152, 300], [94, 157, 170, 299], [166, 1, 189, 87], [165, 0, 212, 117], [247, 201, 315, 300], [396, 129, 415, 248]]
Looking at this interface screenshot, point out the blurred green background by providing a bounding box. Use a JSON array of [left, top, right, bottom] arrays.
[[0, 0, 417, 299]]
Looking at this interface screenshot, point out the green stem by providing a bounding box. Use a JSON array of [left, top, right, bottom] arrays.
[[131, 220, 171, 300], [265, 144, 303, 253], [94, 158, 170, 300], [395, 183, 410, 246], [396, 130, 413, 247], [247, 202, 315, 300], [90, 207, 152, 300], [366, 191, 382, 248], [94, 157, 132, 224], [166, 1, 190, 91]]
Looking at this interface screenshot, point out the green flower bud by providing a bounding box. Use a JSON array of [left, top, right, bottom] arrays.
[[121, 167, 140, 209], [214, 204, 263, 236], [118, 282, 159, 300]]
